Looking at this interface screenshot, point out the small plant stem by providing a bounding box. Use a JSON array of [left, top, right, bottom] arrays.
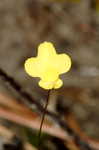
[[38, 90, 51, 150]]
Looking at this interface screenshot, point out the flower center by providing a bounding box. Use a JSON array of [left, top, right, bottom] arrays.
[[41, 68, 59, 82]]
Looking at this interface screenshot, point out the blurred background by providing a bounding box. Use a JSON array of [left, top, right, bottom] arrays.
[[0, 0, 99, 150]]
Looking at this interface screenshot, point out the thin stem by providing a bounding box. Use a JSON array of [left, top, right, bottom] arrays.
[[38, 90, 51, 150]]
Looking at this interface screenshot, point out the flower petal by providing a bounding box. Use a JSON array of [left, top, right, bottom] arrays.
[[39, 78, 63, 90], [39, 80, 54, 90], [54, 54, 71, 74], [38, 42, 56, 60], [54, 79, 63, 89], [24, 58, 40, 77]]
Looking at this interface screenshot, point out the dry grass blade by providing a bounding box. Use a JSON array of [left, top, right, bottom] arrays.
[[0, 105, 69, 140], [0, 93, 37, 117]]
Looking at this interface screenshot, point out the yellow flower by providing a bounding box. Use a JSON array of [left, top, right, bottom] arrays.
[[24, 42, 71, 90]]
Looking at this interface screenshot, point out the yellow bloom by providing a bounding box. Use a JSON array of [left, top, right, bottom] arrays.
[[24, 42, 71, 90]]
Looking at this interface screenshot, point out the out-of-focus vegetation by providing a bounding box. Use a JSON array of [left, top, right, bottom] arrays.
[[0, 0, 99, 150], [49, 0, 80, 2]]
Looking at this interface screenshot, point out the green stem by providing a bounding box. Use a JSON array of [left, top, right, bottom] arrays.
[[38, 90, 51, 150]]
